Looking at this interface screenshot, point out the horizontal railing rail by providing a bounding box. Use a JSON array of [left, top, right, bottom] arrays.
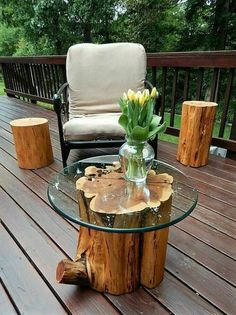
[[0, 51, 235, 157]]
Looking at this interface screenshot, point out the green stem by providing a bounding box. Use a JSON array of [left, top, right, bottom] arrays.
[[126, 142, 146, 181]]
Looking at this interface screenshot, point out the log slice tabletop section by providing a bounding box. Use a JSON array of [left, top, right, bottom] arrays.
[[177, 101, 217, 167], [10, 117, 54, 169]]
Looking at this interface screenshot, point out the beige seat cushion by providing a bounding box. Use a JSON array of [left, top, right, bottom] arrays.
[[66, 43, 146, 118], [63, 113, 125, 141]]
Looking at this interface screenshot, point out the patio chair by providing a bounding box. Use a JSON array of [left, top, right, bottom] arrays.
[[54, 42, 160, 167]]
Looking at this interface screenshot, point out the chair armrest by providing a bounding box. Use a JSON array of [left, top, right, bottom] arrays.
[[53, 83, 69, 115], [53, 83, 69, 147], [145, 79, 153, 91]]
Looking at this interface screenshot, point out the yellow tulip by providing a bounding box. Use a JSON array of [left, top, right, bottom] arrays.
[[123, 92, 128, 101], [139, 94, 145, 106], [143, 89, 150, 102], [151, 87, 157, 98], [127, 89, 136, 101], [135, 91, 142, 102], [143, 89, 149, 97]]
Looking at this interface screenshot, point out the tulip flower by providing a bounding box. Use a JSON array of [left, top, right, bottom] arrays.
[[151, 87, 157, 98], [118, 86, 166, 182], [118, 87, 166, 142], [127, 89, 136, 101]]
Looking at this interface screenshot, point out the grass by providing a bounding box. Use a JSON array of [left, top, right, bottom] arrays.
[[0, 80, 5, 96], [159, 112, 231, 144], [0, 79, 231, 143], [37, 102, 54, 110], [0, 79, 53, 110]]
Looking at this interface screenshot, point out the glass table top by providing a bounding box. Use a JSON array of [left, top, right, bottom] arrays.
[[48, 155, 198, 233]]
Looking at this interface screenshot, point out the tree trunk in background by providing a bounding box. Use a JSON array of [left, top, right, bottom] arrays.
[[83, 24, 92, 42], [211, 0, 230, 50]]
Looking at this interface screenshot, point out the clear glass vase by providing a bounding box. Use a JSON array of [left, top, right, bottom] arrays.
[[119, 139, 155, 183]]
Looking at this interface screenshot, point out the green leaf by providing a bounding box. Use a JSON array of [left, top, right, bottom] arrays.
[[133, 102, 140, 127], [127, 121, 133, 136], [148, 121, 167, 139], [118, 98, 125, 111], [139, 105, 148, 126], [127, 101, 134, 128], [130, 125, 149, 141], [150, 115, 162, 130], [118, 114, 128, 133], [145, 102, 154, 126]]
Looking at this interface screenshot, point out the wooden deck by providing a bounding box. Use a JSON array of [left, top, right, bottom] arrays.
[[0, 96, 235, 315]]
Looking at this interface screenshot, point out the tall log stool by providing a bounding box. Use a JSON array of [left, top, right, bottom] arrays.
[[10, 117, 54, 169], [177, 101, 217, 167]]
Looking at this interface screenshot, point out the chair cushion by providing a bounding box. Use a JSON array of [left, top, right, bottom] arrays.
[[63, 113, 125, 141], [66, 43, 146, 118]]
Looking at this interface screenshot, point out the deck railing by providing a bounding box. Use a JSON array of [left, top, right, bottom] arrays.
[[0, 51, 235, 157]]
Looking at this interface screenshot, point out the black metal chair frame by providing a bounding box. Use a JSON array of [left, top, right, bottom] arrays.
[[53, 81, 161, 167]]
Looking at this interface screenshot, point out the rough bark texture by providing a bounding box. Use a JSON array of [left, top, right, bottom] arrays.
[[140, 196, 172, 288], [56, 165, 173, 295], [177, 101, 217, 167], [141, 228, 169, 288], [10, 118, 53, 169], [56, 195, 172, 294], [56, 258, 89, 285], [59, 226, 140, 295]]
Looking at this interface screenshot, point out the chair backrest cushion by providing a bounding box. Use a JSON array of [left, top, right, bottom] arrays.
[[66, 43, 146, 118]]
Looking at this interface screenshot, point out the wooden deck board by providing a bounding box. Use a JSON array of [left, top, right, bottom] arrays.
[[0, 96, 236, 315]]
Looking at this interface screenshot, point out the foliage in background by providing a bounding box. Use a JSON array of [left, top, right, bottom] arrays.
[[116, 0, 184, 52], [0, 23, 20, 56], [179, 0, 236, 51], [0, 0, 235, 56]]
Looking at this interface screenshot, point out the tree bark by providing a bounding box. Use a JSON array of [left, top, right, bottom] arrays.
[[10, 118, 53, 169], [140, 196, 172, 288], [177, 101, 217, 167], [56, 165, 173, 294]]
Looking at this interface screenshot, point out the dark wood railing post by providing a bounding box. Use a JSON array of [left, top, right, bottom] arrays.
[[227, 108, 236, 159], [1, 64, 16, 98]]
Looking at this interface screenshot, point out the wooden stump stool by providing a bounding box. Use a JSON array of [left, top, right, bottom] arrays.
[[10, 117, 54, 169], [177, 101, 217, 167]]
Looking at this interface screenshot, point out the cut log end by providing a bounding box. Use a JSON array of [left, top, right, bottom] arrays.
[[183, 101, 218, 107], [56, 259, 89, 286]]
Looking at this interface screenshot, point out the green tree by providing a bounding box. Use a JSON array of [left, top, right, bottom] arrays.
[[0, 0, 120, 55], [179, 0, 236, 51], [115, 0, 183, 52], [0, 23, 20, 56]]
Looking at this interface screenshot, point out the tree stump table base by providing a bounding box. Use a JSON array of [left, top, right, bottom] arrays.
[[56, 226, 169, 295], [56, 164, 173, 295]]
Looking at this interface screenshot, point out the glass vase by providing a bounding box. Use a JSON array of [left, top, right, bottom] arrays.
[[119, 139, 155, 183]]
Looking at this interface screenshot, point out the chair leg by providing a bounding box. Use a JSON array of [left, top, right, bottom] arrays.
[[150, 135, 158, 159], [62, 146, 70, 168]]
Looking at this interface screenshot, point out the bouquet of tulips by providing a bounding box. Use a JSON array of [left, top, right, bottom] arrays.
[[118, 88, 166, 141], [118, 88, 166, 182]]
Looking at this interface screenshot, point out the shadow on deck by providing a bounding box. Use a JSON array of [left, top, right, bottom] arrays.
[[0, 96, 235, 315]]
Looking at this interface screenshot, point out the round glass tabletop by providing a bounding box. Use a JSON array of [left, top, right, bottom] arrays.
[[48, 155, 198, 233]]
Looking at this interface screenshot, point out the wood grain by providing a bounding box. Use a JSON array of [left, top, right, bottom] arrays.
[[177, 101, 218, 167], [10, 117, 54, 169]]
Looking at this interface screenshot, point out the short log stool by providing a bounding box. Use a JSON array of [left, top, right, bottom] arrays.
[[177, 101, 217, 167], [10, 117, 54, 169]]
